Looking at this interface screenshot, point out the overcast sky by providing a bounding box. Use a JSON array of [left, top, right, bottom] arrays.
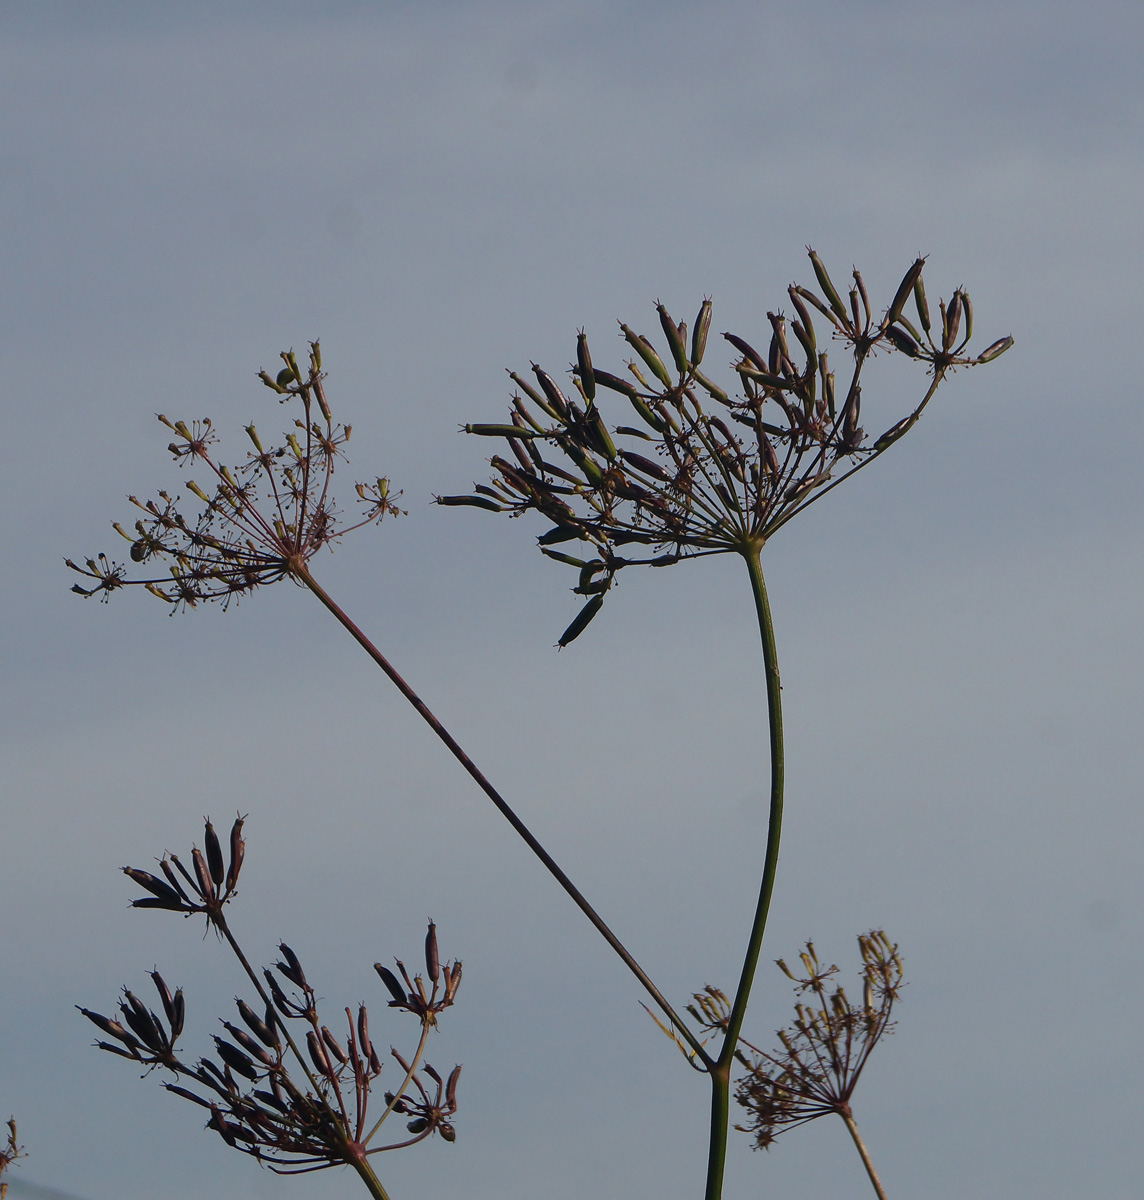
[[3, 2, 1143, 1198]]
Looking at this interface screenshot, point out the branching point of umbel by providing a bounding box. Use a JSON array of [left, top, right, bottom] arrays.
[[441, 250, 1012, 644], [66, 342, 404, 609]]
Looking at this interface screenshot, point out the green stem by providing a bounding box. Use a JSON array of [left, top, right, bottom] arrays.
[[296, 567, 707, 1062], [348, 1156, 393, 1200], [704, 546, 785, 1200], [841, 1111, 889, 1200]]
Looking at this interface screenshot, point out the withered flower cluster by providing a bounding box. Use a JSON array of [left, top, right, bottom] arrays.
[[442, 250, 1011, 643], [79, 820, 461, 1178], [66, 342, 401, 609], [0, 1119, 23, 1200], [733, 931, 903, 1151]]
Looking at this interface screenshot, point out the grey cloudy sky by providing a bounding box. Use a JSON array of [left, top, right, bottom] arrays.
[[2, 2, 1143, 1198]]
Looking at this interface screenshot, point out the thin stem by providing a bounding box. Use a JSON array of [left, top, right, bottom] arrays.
[[362, 1020, 432, 1147], [841, 1111, 889, 1200], [295, 566, 708, 1063], [703, 545, 785, 1200]]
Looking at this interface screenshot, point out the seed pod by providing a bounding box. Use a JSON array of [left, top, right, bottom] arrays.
[[321, 1026, 348, 1065], [588, 409, 618, 461], [943, 291, 964, 352], [558, 593, 605, 647], [619, 450, 672, 482], [221, 1022, 274, 1066], [531, 364, 571, 417], [375, 964, 409, 1007], [203, 821, 225, 888], [791, 320, 815, 366], [657, 304, 689, 375], [258, 370, 287, 393], [226, 816, 245, 893], [886, 258, 926, 328], [691, 368, 728, 404], [435, 495, 503, 512], [913, 275, 931, 331], [691, 298, 713, 366], [873, 414, 918, 450], [591, 368, 638, 398], [806, 248, 849, 321], [425, 921, 440, 985], [464, 424, 540, 438], [306, 1031, 333, 1076], [960, 290, 973, 342], [236, 999, 277, 1048], [576, 331, 595, 401], [149, 972, 182, 1037], [722, 332, 768, 372], [357, 1005, 373, 1063], [439, 1122, 456, 1142], [275, 367, 294, 388], [77, 1006, 134, 1044], [276, 944, 308, 989], [620, 324, 673, 388], [406, 1117, 429, 1134], [119, 992, 164, 1052], [123, 867, 187, 910], [191, 848, 215, 902], [976, 335, 1013, 362], [885, 326, 920, 357], [508, 370, 561, 420]]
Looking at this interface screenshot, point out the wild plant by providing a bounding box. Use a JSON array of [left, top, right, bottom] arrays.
[[78, 818, 460, 1200], [68, 249, 1010, 1198]]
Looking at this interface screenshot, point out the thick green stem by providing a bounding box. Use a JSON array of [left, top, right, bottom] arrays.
[[296, 567, 707, 1062], [704, 546, 785, 1200], [348, 1156, 394, 1200], [841, 1111, 889, 1200]]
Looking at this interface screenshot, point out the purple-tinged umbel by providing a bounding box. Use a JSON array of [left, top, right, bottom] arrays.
[[82, 820, 463, 1196], [441, 250, 1012, 645]]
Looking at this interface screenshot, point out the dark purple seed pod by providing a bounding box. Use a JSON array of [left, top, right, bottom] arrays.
[[722, 332, 768, 373], [321, 1026, 349, 1066], [425, 922, 440, 985], [375, 964, 409, 1007], [306, 1030, 333, 1076], [191, 848, 215, 903], [576, 331, 596, 401], [276, 944, 308, 989], [222, 1022, 273, 1066], [203, 821, 225, 887], [886, 257, 926, 328]]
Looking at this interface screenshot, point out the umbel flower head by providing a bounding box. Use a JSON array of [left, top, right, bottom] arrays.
[[67, 342, 402, 609], [80, 819, 463, 1175], [440, 250, 1012, 643], [734, 931, 903, 1150]]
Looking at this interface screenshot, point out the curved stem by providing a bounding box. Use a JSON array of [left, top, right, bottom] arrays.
[[704, 546, 785, 1200], [841, 1111, 889, 1200], [295, 566, 707, 1062]]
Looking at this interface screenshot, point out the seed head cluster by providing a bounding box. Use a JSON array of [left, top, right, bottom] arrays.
[[442, 250, 1011, 644]]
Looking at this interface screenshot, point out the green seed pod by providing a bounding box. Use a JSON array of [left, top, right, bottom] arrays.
[[806, 248, 849, 321], [558, 593, 605, 647], [576, 331, 596, 401], [976, 335, 1013, 362], [275, 367, 295, 388], [913, 275, 931, 332], [590, 409, 617, 460], [508, 370, 561, 420], [961, 290, 973, 342], [691, 298, 712, 366], [464, 423, 540, 438], [657, 304, 688, 375], [258, 370, 287, 393], [691, 368, 728, 404], [620, 324, 673, 388]]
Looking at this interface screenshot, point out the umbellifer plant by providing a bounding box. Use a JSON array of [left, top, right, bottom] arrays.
[[69, 248, 1010, 1198], [79, 817, 461, 1200]]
